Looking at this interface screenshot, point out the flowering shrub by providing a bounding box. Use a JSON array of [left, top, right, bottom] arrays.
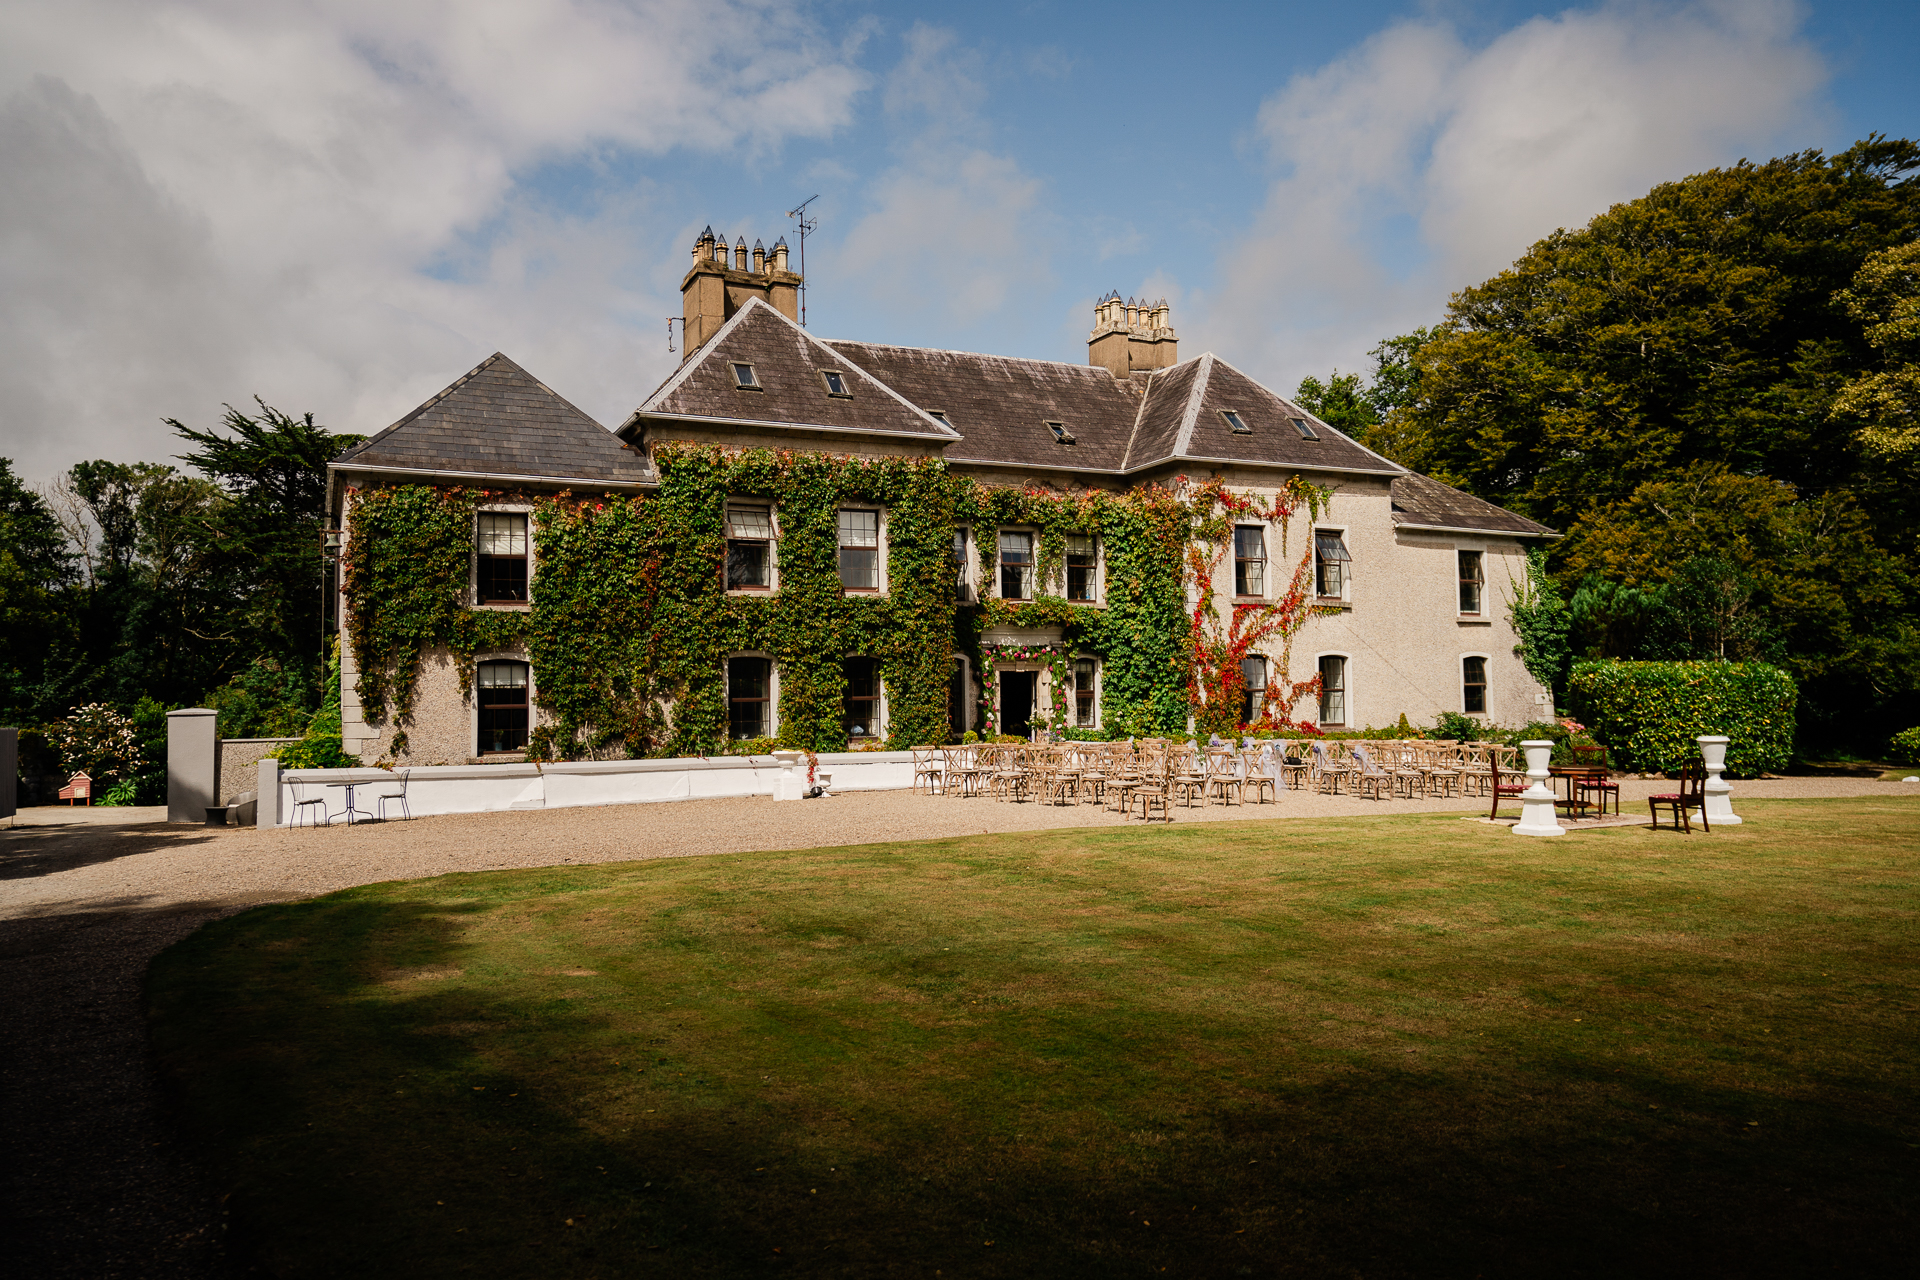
[[45, 703, 145, 786], [1889, 726, 1920, 766]]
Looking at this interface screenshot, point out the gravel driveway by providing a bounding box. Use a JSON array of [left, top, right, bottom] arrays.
[[2, 777, 1903, 1277]]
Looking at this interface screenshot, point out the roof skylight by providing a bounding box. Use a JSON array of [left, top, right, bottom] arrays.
[[1046, 421, 1076, 444], [731, 362, 759, 389], [1290, 417, 1320, 440], [1222, 409, 1251, 434], [820, 369, 851, 397]]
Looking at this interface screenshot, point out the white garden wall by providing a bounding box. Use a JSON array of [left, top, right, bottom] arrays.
[[259, 751, 913, 827]]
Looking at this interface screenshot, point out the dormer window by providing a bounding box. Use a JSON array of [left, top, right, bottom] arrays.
[[820, 369, 851, 397], [1222, 410, 1252, 434], [731, 362, 760, 390], [1046, 421, 1076, 444], [1291, 417, 1320, 440]]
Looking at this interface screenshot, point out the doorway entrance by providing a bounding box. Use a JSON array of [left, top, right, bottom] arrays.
[[999, 670, 1037, 738]]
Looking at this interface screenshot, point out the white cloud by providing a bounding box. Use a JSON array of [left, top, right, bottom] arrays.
[[1198, 0, 1831, 395], [826, 23, 1046, 338], [0, 0, 867, 477]]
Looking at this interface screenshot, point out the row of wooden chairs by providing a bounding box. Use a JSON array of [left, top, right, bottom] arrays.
[[910, 742, 1286, 821]]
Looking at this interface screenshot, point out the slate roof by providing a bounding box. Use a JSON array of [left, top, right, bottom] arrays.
[[825, 341, 1139, 471], [335, 353, 652, 485], [634, 300, 958, 440], [618, 303, 1554, 537], [1390, 471, 1558, 537], [1162, 355, 1399, 475]]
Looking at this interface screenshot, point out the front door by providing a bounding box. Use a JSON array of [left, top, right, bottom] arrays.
[[1000, 670, 1036, 739]]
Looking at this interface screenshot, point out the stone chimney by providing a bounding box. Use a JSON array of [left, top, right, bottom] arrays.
[[1088, 291, 1177, 379], [680, 225, 803, 359]]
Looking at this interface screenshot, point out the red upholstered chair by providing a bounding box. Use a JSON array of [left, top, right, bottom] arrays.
[[1648, 765, 1710, 833], [1487, 751, 1528, 820]]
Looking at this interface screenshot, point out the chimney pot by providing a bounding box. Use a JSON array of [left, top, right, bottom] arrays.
[[752, 239, 766, 273], [734, 236, 747, 270]]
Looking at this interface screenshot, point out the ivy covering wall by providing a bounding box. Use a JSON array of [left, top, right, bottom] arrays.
[[342, 446, 1327, 761]]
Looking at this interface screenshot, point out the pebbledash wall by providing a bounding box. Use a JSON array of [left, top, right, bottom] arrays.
[[329, 233, 1554, 767]]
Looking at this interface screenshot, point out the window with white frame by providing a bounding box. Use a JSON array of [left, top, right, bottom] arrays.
[[1458, 550, 1484, 615], [1072, 656, 1098, 728], [728, 655, 774, 740], [1234, 525, 1266, 597], [726, 503, 775, 590], [1241, 654, 1267, 725], [477, 660, 529, 754], [838, 509, 881, 590], [1066, 534, 1097, 602], [1315, 530, 1351, 599], [1318, 655, 1348, 726], [1462, 655, 1488, 714], [998, 530, 1033, 599], [843, 657, 882, 739], [476, 512, 529, 604]]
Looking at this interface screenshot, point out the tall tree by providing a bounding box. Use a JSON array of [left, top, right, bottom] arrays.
[[1368, 137, 1920, 752], [167, 399, 364, 681], [0, 459, 76, 719], [1374, 138, 1920, 534], [1832, 240, 1920, 459]]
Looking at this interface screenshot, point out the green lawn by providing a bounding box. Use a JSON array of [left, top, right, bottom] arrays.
[[149, 799, 1920, 1278]]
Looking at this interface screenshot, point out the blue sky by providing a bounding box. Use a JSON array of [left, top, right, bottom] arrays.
[[3, 0, 1916, 478]]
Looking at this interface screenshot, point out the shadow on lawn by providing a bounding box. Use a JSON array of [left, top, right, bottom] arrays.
[[151, 889, 1917, 1280]]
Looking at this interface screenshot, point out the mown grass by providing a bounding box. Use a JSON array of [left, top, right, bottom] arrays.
[[149, 799, 1920, 1278]]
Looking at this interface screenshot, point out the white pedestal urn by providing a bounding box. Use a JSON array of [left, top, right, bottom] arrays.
[[1512, 739, 1565, 837], [1696, 735, 1743, 825], [770, 749, 804, 801]]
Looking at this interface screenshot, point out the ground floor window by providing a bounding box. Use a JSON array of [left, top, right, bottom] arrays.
[[1463, 655, 1488, 714], [477, 660, 529, 754], [1072, 657, 1097, 727], [1318, 655, 1348, 726], [729, 656, 773, 740], [1241, 654, 1267, 725], [948, 657, 970, 740], [843, 657, 881, 739]]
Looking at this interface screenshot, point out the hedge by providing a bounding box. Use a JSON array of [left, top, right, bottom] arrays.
[[1566, 660, 1795, 778]]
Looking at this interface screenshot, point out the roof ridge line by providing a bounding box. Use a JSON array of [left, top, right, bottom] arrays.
[[336, 352, 509, 462], [825, 339, 1142, 376]]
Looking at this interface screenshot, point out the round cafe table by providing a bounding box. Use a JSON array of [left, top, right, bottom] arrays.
[[324, 779, 375, 825]]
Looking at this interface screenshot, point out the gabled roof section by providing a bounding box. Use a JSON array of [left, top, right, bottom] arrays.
[[632, 298, 958, 440], [1391, 471, 1559, 538], [826, 341, 1139, 470], [1123, 356, 1205, 470], [1122, 355, 1402, 475], [334, 353, 652, 485]]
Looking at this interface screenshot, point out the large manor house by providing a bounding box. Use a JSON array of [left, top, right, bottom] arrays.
[[329, 228, 1554, 763]]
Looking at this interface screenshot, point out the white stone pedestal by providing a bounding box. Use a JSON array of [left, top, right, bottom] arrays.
[[1696, 735, 1743, 824], [771, 749, 804, 801], [1512, 739, 1565, 837]]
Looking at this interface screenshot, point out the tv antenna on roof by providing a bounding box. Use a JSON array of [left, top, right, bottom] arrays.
[[785, 194, 818, 327]]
